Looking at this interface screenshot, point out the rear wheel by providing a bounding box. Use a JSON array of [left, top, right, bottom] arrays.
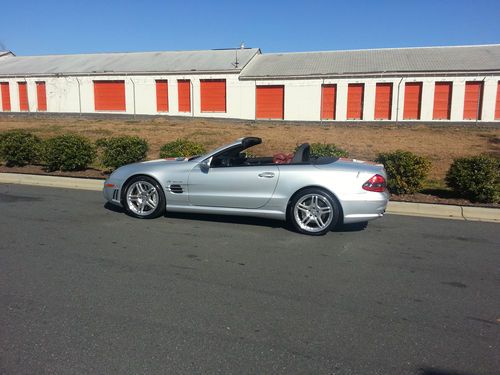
[[122, 176, 165, 219], [288, 188, 340, 235]]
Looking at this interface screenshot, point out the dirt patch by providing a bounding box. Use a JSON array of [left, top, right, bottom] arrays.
[[0, 164, 108, 179], [391, 192, 499, 208]]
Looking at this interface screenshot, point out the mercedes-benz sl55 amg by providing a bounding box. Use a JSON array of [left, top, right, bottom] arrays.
[[103, 137, 389, 235]]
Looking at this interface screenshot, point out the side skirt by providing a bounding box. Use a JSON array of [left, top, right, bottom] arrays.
[[166, 203, 286, 221]]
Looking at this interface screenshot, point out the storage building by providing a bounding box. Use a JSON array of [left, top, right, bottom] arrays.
[[0, 49, 260, 119], [0, 45, 499, 122]]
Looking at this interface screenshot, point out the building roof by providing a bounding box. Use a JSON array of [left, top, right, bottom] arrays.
[[0, 48, 260, 76], [0, 51, 13, 58], [240, 44, 500, 79]]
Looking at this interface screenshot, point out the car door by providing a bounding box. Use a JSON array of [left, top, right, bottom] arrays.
[[187, 163, 279, 209]]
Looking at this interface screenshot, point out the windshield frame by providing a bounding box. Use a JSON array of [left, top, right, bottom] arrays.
[[197, 138, 259, 162]]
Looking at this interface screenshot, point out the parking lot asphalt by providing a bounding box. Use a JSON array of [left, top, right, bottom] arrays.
[[0, 184, 499, 375]]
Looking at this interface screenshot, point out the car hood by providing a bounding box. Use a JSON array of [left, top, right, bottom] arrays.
[[108, 158, 193, 180], [125, 157, 191, 169], [140, 157, 188, 165]]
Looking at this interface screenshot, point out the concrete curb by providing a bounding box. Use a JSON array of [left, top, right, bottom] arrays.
[[384, 202, 498, 222], [0, 172, 103, 191], [1, 172, 499, 223], [386, 201, 463, 220]]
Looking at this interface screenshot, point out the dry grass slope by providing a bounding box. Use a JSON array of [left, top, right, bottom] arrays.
[[0, 114, 499, 182]]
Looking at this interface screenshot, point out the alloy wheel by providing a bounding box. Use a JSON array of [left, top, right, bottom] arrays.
[[126, 181, 159, 216], [293, 193, 334, 233]]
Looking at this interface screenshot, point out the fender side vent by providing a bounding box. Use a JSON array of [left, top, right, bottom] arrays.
[[169, 184, 183, 194], [112, 189, 119, 200]]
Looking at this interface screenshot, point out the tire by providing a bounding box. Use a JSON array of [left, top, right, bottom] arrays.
[[122, 176, 166, 219], [288, 188, 340, 236]]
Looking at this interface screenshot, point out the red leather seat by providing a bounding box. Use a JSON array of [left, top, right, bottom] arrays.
[[273, 153, 294, 164]]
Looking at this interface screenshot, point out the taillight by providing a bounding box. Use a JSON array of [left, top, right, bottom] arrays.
[[362, 174, 386, 192]]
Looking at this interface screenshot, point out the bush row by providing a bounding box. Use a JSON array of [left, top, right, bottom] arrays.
[[159, 138, 206, 158], [96, 136, 149, 170], [376, 150, 498, 202], [1, 132, 498, 202], [446, 156, 499, 203], [375, 150, 431, 195], [0, 131, 204, 171], [306, 143, 349, 158]]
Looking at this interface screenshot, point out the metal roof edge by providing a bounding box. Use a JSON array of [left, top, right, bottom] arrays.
[[6, 48, 260, 59], [0, 69, 244, 79], [239, 70, 500, 80], [239, 51, 264, 77], [258, 44, 500, 56], [237, 48, 261, 71], [0, 51, 14, 58]]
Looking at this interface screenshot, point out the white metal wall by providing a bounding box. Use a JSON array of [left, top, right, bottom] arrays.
[[0, 73, 256, 120], [0, 74, 499, 121], [248, 76, 500, 122]]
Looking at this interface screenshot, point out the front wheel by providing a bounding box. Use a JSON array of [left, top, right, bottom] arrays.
[[122, 176, 166, 219], [288, 188, 340, 235]]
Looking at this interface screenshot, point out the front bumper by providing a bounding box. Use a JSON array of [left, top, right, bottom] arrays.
[[103, 179, 123, 207]]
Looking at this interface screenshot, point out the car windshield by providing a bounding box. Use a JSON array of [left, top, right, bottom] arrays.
[[195, 139, 243, 161]]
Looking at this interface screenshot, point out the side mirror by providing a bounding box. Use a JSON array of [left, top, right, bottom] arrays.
[[199, 157, 212, 173]]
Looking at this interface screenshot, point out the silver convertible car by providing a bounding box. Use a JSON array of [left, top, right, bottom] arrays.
[[103, 137, 389, 235]]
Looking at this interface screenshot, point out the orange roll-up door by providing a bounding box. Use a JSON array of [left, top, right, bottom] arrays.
[[433, 82, 452, 120], [0, 83, 11, 111], [256, 85, 284, 119], [496, 82, 500, 120], [346, 84, 364, 120], [200, 80, 226, 112], [178, 80, 191, 112], [94, 81, 126, 111], [18, 82, 28, 111], [321, 84, 336, 120], [374, 83, 392, 120], [463, 82, 483, 120], [403, 82, 422, 120], [36, 82, 47, 111], [156, 80, 169, 112]]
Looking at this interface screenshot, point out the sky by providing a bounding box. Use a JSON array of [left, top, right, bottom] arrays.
[[1, 0, 499, 56]]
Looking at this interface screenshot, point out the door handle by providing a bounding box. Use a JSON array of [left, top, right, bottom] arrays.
[[258, 172, 275, 178]]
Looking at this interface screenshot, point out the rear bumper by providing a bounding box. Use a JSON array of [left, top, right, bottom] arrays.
[[341, 191, 389, 224]]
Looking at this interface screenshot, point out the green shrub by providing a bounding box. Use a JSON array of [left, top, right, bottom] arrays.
[[0, 130, 42, 166], [445, 155, 499, 203], [297, 143, 349, 158], [97, 136, 148, 170], [43, 134, 96, 171], [159, 139, 206, 158], [376, 150, 431, 194]]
